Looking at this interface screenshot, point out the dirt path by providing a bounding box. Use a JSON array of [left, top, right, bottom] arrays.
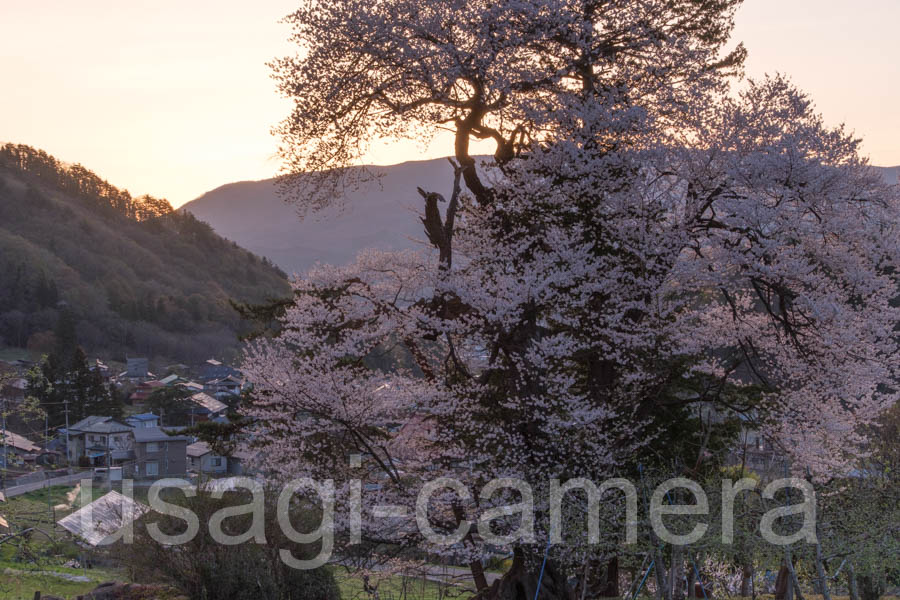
[[52, 482, 81, 512]]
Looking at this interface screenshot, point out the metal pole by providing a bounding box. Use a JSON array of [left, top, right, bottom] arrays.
[[2, 396, 7, 490], [64, 398, 70, 466]]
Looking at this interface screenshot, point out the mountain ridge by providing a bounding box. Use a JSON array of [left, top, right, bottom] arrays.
[[0, 144, 290, 365], [184, 159, 900, 275]]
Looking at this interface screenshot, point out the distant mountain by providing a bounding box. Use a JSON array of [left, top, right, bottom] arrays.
[[184, 160, 900, 276], [183, 158, 459, 275], [0, 144, 291, 365]]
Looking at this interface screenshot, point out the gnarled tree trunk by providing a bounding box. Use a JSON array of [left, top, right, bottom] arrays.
[[472, 548, 573, 600]]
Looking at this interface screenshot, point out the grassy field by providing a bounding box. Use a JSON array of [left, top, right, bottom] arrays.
[[6, 487, 896, 600], [0, 562, 123, 600], [0, 484, 126, 599], [331, 567, 469, 600]]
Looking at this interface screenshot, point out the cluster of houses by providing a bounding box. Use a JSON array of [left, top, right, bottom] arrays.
[[1, 357, 254, 479], [62, 358, 252, 479], [63, 413, 252, 479]]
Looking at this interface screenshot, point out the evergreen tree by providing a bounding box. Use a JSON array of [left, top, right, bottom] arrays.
[[69, 347, 93, 424], [146, 385, 193, 426], [52, 309, 78, 371]]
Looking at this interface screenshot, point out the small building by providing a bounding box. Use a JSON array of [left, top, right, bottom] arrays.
[[199, 359, 241, 383], [0, 377, 26, 405], [158, 374, 181, 386], [0, 429, 41, 467], [186, 441, 228, 474], [66, 416, 134, 467], [204, 374, 243, 398], [188, 392, 228, 422], [125, 357, 150, 379], [57, 491, 148, 546], [178, 381, 204, 394], [125, 413, 160, 429], [128, 380, 164, 404], [228, 446, 257, 475], [130, 427, 189, 479]]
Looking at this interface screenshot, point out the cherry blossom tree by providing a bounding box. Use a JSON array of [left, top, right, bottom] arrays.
[[242, 0, 900, 597]]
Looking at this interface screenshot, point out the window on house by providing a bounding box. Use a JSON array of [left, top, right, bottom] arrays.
[[211, 457, 222, 467], [146, 461, 159, 476], [146, 442, 160, 452]]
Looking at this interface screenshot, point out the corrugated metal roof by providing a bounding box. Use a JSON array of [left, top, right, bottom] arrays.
[[186, 441, 213, 457], [57, 491, 148, 546], [190, 392, 227, 415], [0, 429, 40, 453]]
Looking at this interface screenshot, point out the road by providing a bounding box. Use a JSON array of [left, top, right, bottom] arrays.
[[1, 471, 87, 499]]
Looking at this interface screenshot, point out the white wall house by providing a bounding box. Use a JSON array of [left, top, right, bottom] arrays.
[[186, 441, 227, 474]]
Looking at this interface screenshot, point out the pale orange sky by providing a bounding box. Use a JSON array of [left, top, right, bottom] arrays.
[[1, 1, 897, 207]]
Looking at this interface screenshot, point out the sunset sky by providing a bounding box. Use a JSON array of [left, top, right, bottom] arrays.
[[1, 0, 898, 208]]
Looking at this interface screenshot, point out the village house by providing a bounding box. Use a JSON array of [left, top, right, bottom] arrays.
[[178, 380, 204, 394], [125, 412, 160, 429], [186, 441, 228, 475], [198, 358, 241, 383], [65, 416, 134, 467], [0, 376, 26, 406], [128, 379, 164, 404], [187, 392, 228, 422], [129, 427, 189, 479], [0, 428, 41, 467], [158, 373, 182, 386], [124, 357, 151, 380], [204, 374, 244, 399], [187, 441, 255, 476]]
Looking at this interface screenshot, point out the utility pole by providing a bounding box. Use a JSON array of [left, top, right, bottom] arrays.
[[1, 395, 7, 491], [64, 397, 70, 467]]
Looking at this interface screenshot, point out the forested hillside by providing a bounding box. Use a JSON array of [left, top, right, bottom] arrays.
[[0, 144, 290, 364]]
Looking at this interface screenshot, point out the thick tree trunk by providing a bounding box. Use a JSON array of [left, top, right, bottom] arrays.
[[473, 548, 572, 600]]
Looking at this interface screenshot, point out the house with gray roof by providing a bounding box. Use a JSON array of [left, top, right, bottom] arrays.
[[0, 429, 41, 468], [186, 441, 228, 475], [66, 416, 134, 467], [129, 427, 189, 479], [125, 357, 150, 379], [188, 392, 228, 422]]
